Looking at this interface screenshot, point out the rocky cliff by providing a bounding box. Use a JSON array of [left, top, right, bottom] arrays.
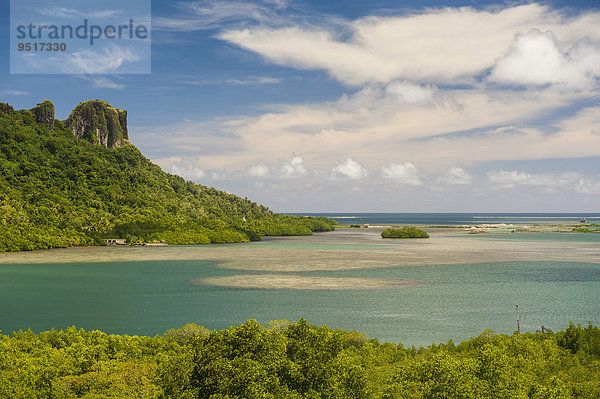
[[31, 100, 55, 130], [0, 102, 15, 115], [65, 100, 129, 149]]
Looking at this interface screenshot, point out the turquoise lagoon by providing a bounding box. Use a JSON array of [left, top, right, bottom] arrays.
[[1, 227, 599, 347]]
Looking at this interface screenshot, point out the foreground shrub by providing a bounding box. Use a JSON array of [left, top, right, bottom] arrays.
[[1, 321, 599, 398]]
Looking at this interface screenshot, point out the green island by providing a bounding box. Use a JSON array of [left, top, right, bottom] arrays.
[[572, 227, 600, 233], [0, 100, 335, 252], [1, 320, 599, 398], [381, 227, 430, 239]]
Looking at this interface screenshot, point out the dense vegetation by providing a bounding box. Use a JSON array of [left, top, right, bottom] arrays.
[[572, 227, 600, 233], [381, 227, 430, 239], [0, 102, 335, 251], [1, 320, 599, 398]]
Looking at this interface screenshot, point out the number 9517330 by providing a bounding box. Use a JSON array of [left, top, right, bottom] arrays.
[[17, 42, 66, 51]]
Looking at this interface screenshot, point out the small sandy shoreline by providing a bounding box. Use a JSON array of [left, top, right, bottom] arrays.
[[191, 274, 426, 290], [0, 228, 598, 272]]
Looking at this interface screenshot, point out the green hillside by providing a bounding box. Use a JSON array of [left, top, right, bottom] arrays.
[[0, 100, 335, 251]]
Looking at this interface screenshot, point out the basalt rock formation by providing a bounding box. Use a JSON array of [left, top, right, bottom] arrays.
[[0, 102, 15, 115], [65, 100, 129, 149], [31, 100, 55, 130]]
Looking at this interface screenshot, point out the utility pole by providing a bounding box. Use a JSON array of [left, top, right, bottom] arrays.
[[516, 304, 520, 334]]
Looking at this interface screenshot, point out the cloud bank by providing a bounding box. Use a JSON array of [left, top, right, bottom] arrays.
[[219, 4, 600, 86], [146, 2, 600, 210]]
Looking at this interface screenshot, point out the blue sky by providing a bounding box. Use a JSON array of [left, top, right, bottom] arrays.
[[1, 0, 600, 212]]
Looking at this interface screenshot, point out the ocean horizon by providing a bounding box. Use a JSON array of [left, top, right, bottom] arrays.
[[290, 213, 600, 226]]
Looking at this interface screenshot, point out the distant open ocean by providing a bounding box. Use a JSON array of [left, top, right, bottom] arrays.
[[292, 213, 600, 226]]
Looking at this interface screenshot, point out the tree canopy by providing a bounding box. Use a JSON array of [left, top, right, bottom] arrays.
[[0, 320, 598, 398]]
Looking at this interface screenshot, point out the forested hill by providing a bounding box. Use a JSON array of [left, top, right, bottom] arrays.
[[0, 100, 335, 251]]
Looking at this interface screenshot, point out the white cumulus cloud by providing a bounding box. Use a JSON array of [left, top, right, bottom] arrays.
[[163, 157, 206, 180], [279, 156, 307, 178], [381, 162, 422, 185], [247, 162, 270, 177], [332, 158, 369, 180], [246, 156, 307, 178], [487, 170, 580, 188], [440, 167, 472, 185], [384, 81, 436, 105], [489, 29, 600, 89], [575, 178, 600, 194]]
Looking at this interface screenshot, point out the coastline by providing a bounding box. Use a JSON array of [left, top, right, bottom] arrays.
[[1, 227, 598, 270]]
